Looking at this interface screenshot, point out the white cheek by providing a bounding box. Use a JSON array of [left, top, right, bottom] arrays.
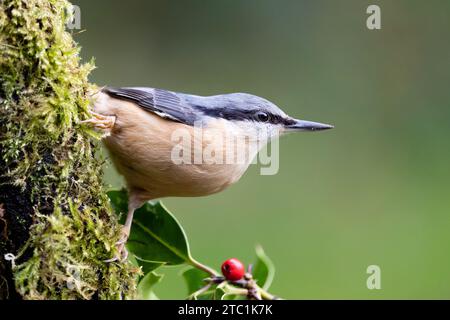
[[255, 123, 283, 141], [205, 119, 282, 147], [234, 122, 283, 147]]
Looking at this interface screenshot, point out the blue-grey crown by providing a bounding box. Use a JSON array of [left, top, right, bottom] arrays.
[[183, 92, 295, 126], [103, 87, 297, 127]]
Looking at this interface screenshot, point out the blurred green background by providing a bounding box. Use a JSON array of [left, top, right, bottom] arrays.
[[72, 0, 450, 299]]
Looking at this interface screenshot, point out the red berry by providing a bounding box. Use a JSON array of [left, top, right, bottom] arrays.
[[221, 258, 245, 281]]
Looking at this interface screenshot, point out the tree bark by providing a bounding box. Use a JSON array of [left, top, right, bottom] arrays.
[[0, 0, 137, 299]]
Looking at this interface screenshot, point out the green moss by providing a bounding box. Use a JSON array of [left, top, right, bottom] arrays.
[[0, 0, 138, 299]]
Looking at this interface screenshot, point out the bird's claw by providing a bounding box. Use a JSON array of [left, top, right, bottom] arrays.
[[104, 243, 129, 262], [104, 227, 130, 263], [115, 237, 128, 245], [81, 111, 116, 136]]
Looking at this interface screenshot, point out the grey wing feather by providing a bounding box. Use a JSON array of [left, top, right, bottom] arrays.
[[103, 87, 197, 125]]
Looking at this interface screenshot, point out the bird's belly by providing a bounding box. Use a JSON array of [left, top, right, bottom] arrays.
[[107, 138, 248, 199], [99, 101, 250, 200]]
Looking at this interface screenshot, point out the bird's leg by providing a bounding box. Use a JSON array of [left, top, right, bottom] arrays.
[[115, 202, 136, 257], [105, 195, 143, 262], [80, 111, 116, 137]]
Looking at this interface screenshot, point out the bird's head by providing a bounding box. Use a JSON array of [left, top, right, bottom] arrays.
[[191, 92, 333, 142]]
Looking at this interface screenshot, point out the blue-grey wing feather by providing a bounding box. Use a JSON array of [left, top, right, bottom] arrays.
[[103, 87, 197, 125]]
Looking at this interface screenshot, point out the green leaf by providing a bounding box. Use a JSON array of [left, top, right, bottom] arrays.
[[252, 245, 275, 290], [215, 282, 246, 300], [214, 285, 227, 300], [182, 267, 209, 295], [135, 256, 165, 275], [214, 283, 242, 300], [127, 254, 162, 279], [182, 267, 222, 300], [107, 189, 192, 265], [130, 201, 192, 264], [137, 272, 164, 300]]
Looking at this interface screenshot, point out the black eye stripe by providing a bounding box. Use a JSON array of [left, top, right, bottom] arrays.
[[194, 105, 287, 125], [195, 106, 255, 121]]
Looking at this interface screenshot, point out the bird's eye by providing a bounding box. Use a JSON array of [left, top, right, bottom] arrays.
[[256, 112, 270, 122]]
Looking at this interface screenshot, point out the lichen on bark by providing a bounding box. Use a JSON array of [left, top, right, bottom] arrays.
[[0, 0, 138, 299]]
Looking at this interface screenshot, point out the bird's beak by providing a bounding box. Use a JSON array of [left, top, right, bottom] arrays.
[[285, 119, 334, 132]]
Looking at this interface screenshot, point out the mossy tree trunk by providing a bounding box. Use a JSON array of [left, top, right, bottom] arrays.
[[0, 0, 137, 299]]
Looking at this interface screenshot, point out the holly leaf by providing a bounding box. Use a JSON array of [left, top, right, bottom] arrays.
[[137, 272, 164, 300], [252, 245, 275, 290], [107, 189, 192, 265], [182, 267, 210, 295], [213, 284, 227, 300], [135, 256, 165, 275], [182, 267, 224, 300], [128, 254, 164, 275]]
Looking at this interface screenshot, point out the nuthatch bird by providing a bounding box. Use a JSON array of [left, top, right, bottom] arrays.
[[85, 86, 333, 260]]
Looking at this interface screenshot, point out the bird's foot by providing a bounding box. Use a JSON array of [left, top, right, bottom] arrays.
[[81, 111, 116, 137], [104, 227, 130, 263]]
